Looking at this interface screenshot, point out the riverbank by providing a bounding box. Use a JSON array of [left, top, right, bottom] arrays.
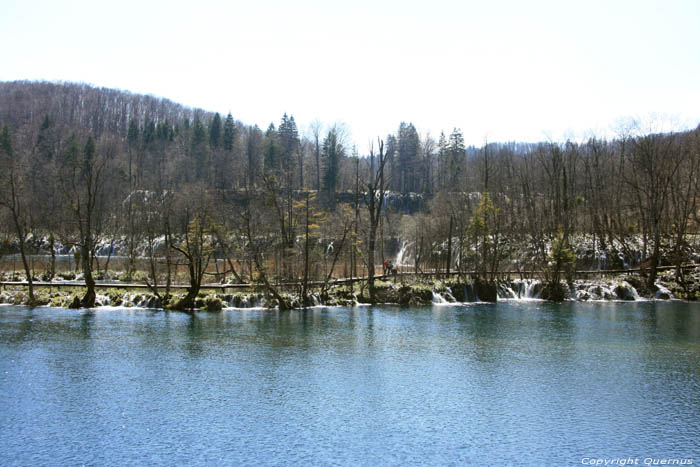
[[0, 268, 695, 311]]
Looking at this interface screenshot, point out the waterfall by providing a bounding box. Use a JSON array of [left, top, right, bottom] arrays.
[[395, 240, 413, 267], [654, 284, 673, 300], [310, 293, 321, 306], [431, 291, 448, 304], [497, 283, 516, 300], [95, 293, 110, 307], [504, 279, 542, 300], [626, 282, 641, 301], [224, 293, 267, 309], [431, 287, 456, 305], [572, 280, 645, 301]]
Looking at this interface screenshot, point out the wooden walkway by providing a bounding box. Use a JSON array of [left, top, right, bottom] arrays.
[[0, 276, 374, 291], [1, 263, 697, 291]]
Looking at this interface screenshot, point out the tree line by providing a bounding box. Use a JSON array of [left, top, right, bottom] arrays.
[[1, 81, 700, 307]]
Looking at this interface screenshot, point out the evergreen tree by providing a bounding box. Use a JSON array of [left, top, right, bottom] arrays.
[[209, 112, 222, 149], [385, 135, 398, 191], [83, 136, 95, 176], [322, 127, 343, 210], [278, 113, 299, 186], [62, 132, 81, 169], [143, 120, 156, 150], [398, 122, 421, 193], [191, 116, 208, 181], [437, 131, 448, 189], [192, 116, 206, 146], [156, 121, 171, 141], [0, 124, 12, 159], [263, 123, 280, 177], [127, 119, 140, 147], [448, 128, 465, 189], [223, 112, 235, 151], [36, 114, 54, 160]]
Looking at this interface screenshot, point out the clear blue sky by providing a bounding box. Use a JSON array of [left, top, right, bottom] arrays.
[[2, 0, 699, 148]]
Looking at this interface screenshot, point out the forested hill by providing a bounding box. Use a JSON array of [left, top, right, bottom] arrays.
[[0, 80, 217, 138], [2, 80, 700, 302]]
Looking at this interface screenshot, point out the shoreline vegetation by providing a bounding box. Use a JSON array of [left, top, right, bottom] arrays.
[[2, 82, 700, 312], [0, 263, 691, 312]]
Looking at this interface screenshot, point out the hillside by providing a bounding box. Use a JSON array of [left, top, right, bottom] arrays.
[[1, 80, 700, 307]]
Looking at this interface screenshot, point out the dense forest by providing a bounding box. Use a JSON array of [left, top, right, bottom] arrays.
[[1, 80, 700, 308]]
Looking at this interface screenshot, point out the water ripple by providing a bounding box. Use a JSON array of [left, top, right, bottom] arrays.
[[0, 302, 698, 465]]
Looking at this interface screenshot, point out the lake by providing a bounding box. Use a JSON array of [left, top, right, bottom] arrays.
[[1, 302, 699, 466]]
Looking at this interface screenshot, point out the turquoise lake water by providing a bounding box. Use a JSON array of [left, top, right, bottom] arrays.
[[1, 302, 699, 466]]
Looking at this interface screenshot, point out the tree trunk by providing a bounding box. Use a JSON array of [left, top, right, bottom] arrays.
[[81, 242, 96, 308], [646, 221, 660, 290], [366, 141, 387, 303], [18, 237, 34, 304], [302, 193, 310, 306], [368, 231, 377, 303], [49, 234, 56, 280], [446, 216, 453, 277]]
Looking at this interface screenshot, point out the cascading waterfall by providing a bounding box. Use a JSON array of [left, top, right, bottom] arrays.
[[310, 293, 321, 306], [395, 240, 414, 267], [227, 293, 266, 309], [655, 284, 673, 299], [573, 280, 644, 301], [95, 293, 110, 306], [431, 291, 448, 304], [499, 279, 542, 300]]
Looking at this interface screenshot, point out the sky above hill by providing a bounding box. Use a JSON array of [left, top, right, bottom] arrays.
[[2, 0, 699, 149]]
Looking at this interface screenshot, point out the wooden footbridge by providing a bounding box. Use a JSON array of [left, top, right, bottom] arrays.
[[1, 264, 697, 292]]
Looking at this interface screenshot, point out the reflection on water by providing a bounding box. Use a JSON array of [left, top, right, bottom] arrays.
[[0, 302, 699, 465]]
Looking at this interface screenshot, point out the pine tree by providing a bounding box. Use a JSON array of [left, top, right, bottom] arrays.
[[36, 115, 54, 160], [278, 113, 299, 186], [62, 132, 80, 169], [209, 112, 222, 149], [127, 119, 140, 146], [398, 122, 420, 193], [322, 127, 343, 210], [437, 131, 447, 188], [263, 123, 280, 177], [143, 120, 156, 150], [223, 112, 235, 151], [448, 128, 465, 189], [83, 136, 95, 176], [385, 135, 397, 191], [156, 121, 171, 141], [191, 116, 207, 181]]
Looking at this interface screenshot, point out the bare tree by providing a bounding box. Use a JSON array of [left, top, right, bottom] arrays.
[[364, 139, 389, 303], [624, 121, 683, 288], [0, 125, 36, 303], [57, 134, 109, 308], [169, 186, 215, 311], [309, 119, 323, 191]]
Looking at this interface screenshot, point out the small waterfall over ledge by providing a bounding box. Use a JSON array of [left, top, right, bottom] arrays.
[[496, 278, 654, 302], [498, 279, 543, 300], [431, 291, 449, 304], [432, 287, 456, 304]]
